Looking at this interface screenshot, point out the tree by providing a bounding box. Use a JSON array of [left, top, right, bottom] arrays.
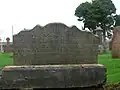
[[114, 14, 120, 26], [75, 2, 97, 33], [75, 0, 116, 52]]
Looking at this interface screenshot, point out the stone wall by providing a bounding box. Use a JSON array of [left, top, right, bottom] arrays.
[[13, 23, 100, 65]]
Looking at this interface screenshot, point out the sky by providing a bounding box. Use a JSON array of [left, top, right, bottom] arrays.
[[0, 0, 119, 42]]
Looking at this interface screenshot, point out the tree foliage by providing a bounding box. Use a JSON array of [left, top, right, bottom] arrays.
[[114, 15, 120, 26], [75, 0, 116, 38]]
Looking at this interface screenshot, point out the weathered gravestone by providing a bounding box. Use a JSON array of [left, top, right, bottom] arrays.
[[0, 23, 106, 89], [95, 27, 104, 54], [13, 23, 100, 65], [112, 26, 120, 58]]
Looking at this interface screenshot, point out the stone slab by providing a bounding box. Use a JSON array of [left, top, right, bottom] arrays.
[[0, 64, 106, 89], [13, 23, 100, 65]]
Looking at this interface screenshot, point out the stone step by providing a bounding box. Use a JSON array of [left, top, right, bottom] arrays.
[[0, 64, 106, 89]]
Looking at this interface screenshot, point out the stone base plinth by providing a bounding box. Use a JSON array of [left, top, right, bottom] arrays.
[[0, 64, 106, 89]]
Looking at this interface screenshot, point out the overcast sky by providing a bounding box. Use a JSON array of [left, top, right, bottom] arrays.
[[0, 0, 119, 42]]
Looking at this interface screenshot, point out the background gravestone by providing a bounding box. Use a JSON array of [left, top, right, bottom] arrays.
[[13, 23, 100, 65], [112, 26, 120, 58]]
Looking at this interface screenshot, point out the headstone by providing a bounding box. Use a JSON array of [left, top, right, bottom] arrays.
[[112, 26, 120, 58], [95, 27, 103, 44], [6, 37, 11, 52], [13, 23, 100, 65], [95, 27, 104, 53], [105, 38, 111, 51]]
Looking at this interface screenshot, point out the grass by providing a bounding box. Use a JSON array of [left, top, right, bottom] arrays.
[[0, 52, 120, 84], [0, 53, 13, 69], [98, 51, 120, 83]]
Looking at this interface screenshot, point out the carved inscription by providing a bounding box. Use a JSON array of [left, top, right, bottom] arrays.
[[13, 23, 99, 65]]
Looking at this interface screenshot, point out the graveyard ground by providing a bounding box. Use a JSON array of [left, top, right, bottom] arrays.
[[0, 53, 13, 69], [0, 52, 120, 84], [98, 51, 120, 83]]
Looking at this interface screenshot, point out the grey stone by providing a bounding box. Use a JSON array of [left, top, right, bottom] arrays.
[[13, 23, 100, 65], [0, 64, 106, 89]]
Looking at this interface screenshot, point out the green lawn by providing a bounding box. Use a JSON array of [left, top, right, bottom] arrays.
[[0, 53, 13, 69], [98, 52, 120, 83], [0, 52, 120, 84]]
